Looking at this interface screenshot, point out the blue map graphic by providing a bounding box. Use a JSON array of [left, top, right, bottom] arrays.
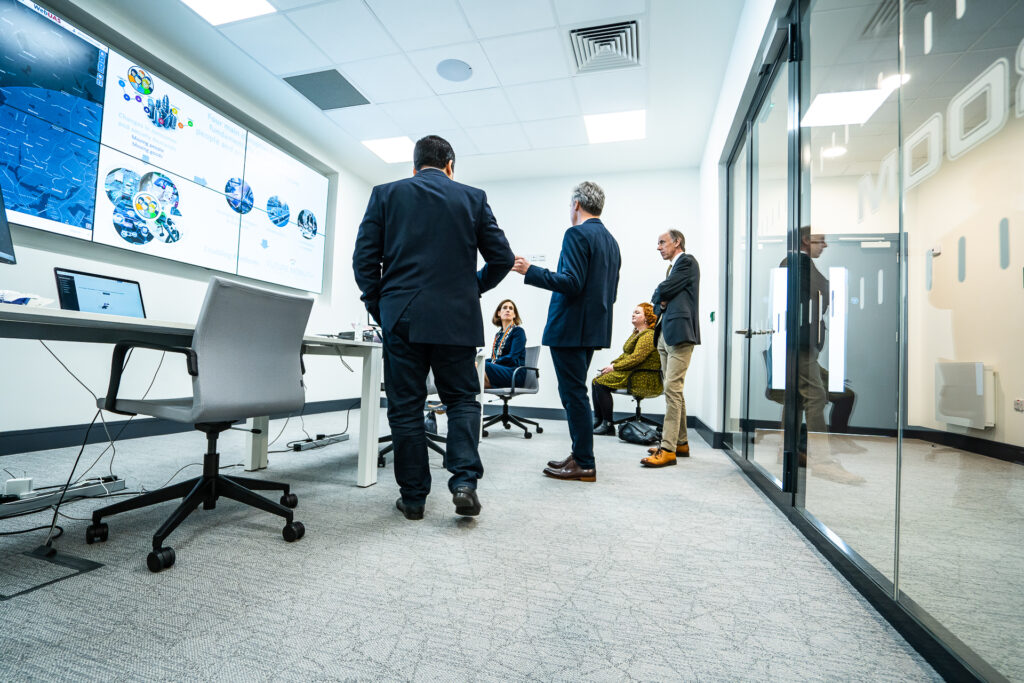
[[0, 104, 97, 231]]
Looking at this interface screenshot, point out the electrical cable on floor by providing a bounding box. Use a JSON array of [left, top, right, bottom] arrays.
[[0, 524, 63, 539], [39, 410, 99, 547]]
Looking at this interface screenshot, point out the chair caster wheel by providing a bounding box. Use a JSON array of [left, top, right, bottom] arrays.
[[503, 423, 510, 430], [377, 455, 387, 468], [147, 547, 175, 573], [283, 521, 305, 542], [524, 431, 533, 439], [482, 430, 489, 438], [536, 427, 544, 434], [280, 493, 298, 508], [85, 523, 108, 544]]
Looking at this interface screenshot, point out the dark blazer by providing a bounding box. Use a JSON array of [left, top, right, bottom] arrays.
[[652, 252, 701, 346], [525, 218, 621, 348], [488, 325, 526, 367], [353, 168, 514, 346]]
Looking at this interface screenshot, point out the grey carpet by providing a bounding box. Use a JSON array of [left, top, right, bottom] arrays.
[[0, 413, 939, 681]]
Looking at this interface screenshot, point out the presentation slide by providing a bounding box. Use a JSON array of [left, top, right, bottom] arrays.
[[236, 207, 325, 293], [101, 50, 246, 194], [0, 0, 108, 239], [92, 145, 241, 274], [243, 133, 329, 236]]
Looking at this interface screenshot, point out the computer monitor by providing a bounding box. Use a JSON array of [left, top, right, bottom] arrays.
[[0, 184, 15, 265], [54, 268, 147, 319]]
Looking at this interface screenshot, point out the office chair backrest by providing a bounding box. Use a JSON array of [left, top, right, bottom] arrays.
[[191, 277, 313, 421], [522, 346, 541, 391]]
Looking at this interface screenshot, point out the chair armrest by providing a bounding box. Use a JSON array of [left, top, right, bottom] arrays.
[[507, 365, 540, 398], [103, 340, 197, 414]]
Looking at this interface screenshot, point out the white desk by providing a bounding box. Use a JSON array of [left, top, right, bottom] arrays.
[[0, 306, 384, 487]]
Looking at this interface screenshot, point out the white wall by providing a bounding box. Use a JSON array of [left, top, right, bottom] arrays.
[[469, 169, 700, 418]]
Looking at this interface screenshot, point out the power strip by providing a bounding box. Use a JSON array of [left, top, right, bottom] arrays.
[[0, 477, 126, 519], [292, 434, 350, 451]]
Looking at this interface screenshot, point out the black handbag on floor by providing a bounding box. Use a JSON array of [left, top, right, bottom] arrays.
[[618, 421, 660, 445]]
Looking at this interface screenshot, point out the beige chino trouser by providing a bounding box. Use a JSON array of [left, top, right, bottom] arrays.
[[657, 334, 695, 452]]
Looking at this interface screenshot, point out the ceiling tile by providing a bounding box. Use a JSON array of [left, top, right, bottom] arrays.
[[552, 0, 645, 25], [325, 104, 404, 139], [406, 42, 499, 95], [380, 98, 460, 137], [505, 79, 580, 120], [435, 128, 479, 157], [338, 55, 434, 103], [365, 0, 474, 51], [458, 0, 556, 38], [268, 0, 322, 9], [573, 68, 647, 114], [288, 0, 399, 63], [481, 30, 571, 86], [440, 88, 517, 128], [521, 117, 588, 149], [465, 123, 531, 154], [220, 15, 332, 75]]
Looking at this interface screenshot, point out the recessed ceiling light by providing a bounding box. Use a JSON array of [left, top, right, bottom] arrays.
[[437, 59, 473, 82], [821, 145, 847, 158], [180, 0, 276, 26], [362, 136, 415, 163], [800, 89, 891, 127], [583, 110, 646, 144]]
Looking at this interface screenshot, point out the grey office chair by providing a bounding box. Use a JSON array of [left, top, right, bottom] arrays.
[[87, 277, 313, 573], [482, 346, 542, 438], [378, 370, 446, 468]]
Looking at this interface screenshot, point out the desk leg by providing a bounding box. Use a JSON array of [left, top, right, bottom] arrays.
[[357, 345, 383, 487], [246, 416, 269, 471], [476, 353, 486, 443]]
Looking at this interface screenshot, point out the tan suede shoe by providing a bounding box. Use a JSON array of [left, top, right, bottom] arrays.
[[641, 448, 677, 468], [647, 443, 689, 457]]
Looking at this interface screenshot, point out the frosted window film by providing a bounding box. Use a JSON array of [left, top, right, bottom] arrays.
[[1000, 218, 1009, 269], [828, 267, 848, 393], [958, 236, 966, 282]]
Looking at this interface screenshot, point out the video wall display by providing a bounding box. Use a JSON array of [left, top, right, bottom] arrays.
[[0, 0, 329, 292]]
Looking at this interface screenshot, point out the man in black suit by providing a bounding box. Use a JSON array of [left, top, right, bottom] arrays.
[[642, 229, 700, 468], [512, 181, 621, 482], [353, 135, 514, 519]]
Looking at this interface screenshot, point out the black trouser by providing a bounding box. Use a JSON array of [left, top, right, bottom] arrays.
[[549, 346, 596, 469], [591, 382, 614, 423], [382, 319, 482, 505]]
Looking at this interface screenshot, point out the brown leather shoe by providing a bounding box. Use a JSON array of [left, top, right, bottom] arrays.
[[542, 457, 596, 482], [647, 443, 689, 457], [547, 455, 572, 469], [641, 448, 677, 468]]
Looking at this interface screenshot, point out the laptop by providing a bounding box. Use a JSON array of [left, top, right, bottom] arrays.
[[54, 268, 147, 319]]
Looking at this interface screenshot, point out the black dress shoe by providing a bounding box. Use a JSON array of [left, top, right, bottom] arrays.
[[547, 454, 572, 469], [593, 420, 616, 436], [452, 486, 481, 516], [396, 498, 424, 520]]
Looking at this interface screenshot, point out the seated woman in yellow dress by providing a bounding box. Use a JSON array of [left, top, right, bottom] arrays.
[[592, 303, 662, 435]]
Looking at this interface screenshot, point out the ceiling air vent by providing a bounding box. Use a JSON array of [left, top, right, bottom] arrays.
[[569, 20, 640, 74]]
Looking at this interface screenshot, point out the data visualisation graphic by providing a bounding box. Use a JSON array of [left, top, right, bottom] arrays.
[[237, 206, 325, 294]]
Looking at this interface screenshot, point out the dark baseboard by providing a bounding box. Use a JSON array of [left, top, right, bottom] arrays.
[[0, 398, 378, 457], [691, 416, 727, 449], [721, 448, 993, 682]]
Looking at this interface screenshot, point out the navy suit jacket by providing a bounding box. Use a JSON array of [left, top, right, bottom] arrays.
[[353, 168, 514, 346], [525, 218, 621, 348], [652, 252, 701, 346]]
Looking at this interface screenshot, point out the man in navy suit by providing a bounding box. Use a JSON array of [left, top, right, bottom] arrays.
[[354, 135, 514, 520], [642, 229, 700, 468], [512, 181, 621, 482]]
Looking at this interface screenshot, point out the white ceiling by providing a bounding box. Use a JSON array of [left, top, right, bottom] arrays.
[[87, 0, 746, 186]]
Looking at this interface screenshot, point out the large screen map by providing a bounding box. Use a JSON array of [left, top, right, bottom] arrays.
[[0, 0, 106, 239], [0, 0, 330, 292]]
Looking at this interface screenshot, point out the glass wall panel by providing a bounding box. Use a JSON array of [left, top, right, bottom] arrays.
[[724, 139, 749, 453], [749, 66, 792, 485], [798, 0, 902, 583], [899, 1, 1024, 678]]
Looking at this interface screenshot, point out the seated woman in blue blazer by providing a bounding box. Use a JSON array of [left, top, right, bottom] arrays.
[[484, 299, 527, 389]]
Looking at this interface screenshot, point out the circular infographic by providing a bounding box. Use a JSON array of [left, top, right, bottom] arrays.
[[127, 65, 154, 95], [225, 177, 254, 214], [105, 167, 183, 245], [140, 172, 179, 212], [297, 210, 317, 239], [266, 196, 290, 227], [133, 192, 160, 220]]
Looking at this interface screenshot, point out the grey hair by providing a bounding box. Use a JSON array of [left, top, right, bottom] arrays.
[[571, 181, 605, 216], [666, 229, 685, 252]]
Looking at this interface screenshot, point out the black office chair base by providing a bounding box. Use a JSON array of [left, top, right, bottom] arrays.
[[86, 423, 302, 573], [377, 431, 447, 468], [482, 398, 542, 438], [612, 396, 663, 429]]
